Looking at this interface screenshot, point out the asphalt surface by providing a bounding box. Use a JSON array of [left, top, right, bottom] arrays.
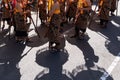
[[0, 1, 120, 80]]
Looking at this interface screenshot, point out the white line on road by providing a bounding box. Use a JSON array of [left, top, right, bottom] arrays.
[[99, 52, 120, 80]]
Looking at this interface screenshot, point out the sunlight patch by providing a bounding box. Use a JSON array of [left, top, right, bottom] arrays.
[[0, 43, 6, 48], [111, 21, 120, 27], [117, 36, 120, 41]]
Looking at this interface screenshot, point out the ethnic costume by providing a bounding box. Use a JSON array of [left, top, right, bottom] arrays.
[[59, 0, 66, 18], [38, 0, 47, 24], [72, 0, 91, 38], [23, 0, 32, 23], [110, 0, 116, 16], [98, 0, 111, 28], [47, 0, 62, 51], [1, 0, 12, 30], [59, 0, 66, 27], [0, 3, 2, 30], [66, 0, 78, 22], [14, 0, 30, 42]]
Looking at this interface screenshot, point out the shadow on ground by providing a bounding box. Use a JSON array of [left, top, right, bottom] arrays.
[[66, 35, 99, 67], [72, 64, 113, 80], [0, 35, 29, 80], [88, 15, 120, 56], [35, 47, 73, 80], [26, 24, 48, 47]]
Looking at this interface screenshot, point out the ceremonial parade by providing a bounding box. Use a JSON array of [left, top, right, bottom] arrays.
[[0, 0, 118, 49], [0, 0, 120, 80]]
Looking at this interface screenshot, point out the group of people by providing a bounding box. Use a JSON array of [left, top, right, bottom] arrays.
[[0, 0, 34, 42], [0, 0, 117, 51]]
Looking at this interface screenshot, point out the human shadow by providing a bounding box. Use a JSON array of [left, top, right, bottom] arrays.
[[35, 47, 73, 80], [65, 34, 113, 80], [72, 64, 113, 80], [0, 36, 28, 80], [88, 15, 120, 56], [66, 35, 99, 67]]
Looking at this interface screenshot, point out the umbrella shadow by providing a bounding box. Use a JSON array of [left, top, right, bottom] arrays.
[[72, 64, 113, 80], [35, 47, 73, 80]]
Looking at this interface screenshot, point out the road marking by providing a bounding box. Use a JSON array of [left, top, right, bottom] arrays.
[[0, 43, 6, 48], [111, 21, 120, 27], [99, 52, 120, 80]]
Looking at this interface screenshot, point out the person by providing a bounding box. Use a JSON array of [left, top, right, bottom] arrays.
[[1, 0, 12, 31], [98, 0, 111, 28], [59, 0, 66, 28], [0, 2, 2, 31], [47, 0, 62, 51], [14, 0, 30, 43], [23, 0, 33, 23], [110, 0, 116, 16], [66, 0, 78, 22], [59, 0, 66, 18], [71, 0, 91, 39], [38, 0, 47, 25]]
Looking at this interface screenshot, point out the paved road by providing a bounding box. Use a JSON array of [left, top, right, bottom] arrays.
[[0, 1, 120, 80]]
